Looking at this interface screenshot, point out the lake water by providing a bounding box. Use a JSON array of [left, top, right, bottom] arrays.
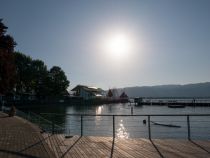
[[20, 103, 210, 140]]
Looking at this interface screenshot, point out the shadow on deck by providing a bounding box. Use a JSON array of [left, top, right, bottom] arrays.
[[43, 134, 210, 158]]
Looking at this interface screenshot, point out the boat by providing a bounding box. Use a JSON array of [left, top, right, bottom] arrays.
[[168, 105, 185, 108], [151, 121, 181, 128]]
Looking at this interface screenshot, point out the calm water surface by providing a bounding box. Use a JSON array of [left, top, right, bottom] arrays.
[[20, 103, 210, 140]]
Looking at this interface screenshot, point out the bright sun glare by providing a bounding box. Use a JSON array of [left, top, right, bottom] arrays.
[[104, 33, 132, 60]]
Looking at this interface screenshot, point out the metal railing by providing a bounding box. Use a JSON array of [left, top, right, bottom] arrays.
[[17, 110, 64, 134], [2, 105, 210, 140], [40, 113, 210, 140], [2, 106, 63, 134]]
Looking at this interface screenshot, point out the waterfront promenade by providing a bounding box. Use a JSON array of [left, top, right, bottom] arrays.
[[0, 112, 56, 158], [1, 111, 210, 158], [43, 134, 210, 158]]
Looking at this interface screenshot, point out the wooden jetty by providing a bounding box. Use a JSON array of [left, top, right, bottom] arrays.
[[134, 98, 210, 106], [0, 112, 56, 158], [43, 134, 210, 158], [1, 111, 210, 158]]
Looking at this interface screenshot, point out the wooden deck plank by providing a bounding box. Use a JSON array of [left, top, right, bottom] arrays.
[[43, 134, 210, 158], [0, 112, 56, 158]]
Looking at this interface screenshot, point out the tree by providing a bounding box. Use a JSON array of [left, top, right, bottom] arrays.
[[48, 66, 69, 96], [0, 19, 16, 94], [107, 89, 113, 97], [14, 52, 49, 96], [31, 59, 48, 97], [14, 52, 70, 97], [14, 52, 33, 93]]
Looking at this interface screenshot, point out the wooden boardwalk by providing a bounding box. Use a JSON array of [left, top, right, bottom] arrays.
[[1, 111, 210, 158], [43, 134, 210, 158], [0, 112, 56, 158]]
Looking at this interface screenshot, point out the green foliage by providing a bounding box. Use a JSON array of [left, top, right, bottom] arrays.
[[0, 19, 70, 97], [48, 66, 70, 96], [0, 19, 16, 94], [14, 52, 33, 93], [14, 52, 70, 97]]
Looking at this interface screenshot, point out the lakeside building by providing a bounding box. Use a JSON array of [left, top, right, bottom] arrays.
[[71, 85, 106, 100]]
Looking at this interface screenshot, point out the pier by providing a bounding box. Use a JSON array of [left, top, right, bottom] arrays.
[[0, 111, 56, 158], [43, 134, 210, 158], [133, 98, 210, 106], [1, 110, 210, 157]]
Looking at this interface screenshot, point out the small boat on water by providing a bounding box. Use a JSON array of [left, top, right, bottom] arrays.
[[151, 121, 181, 128], [168, 105, 186, 108]]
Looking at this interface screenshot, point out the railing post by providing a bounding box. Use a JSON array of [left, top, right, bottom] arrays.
[[38, 116, 41, 128], [131, 107, 133, 115], [113, 115, 115, 138], [81, 115, 83, 136], [52, 116, 55, 134], [27, 111, 30, 121], [148, 115, 151, 139], [187, 115, 191, 140]]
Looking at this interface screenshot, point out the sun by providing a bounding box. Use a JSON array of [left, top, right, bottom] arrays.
[[104, 33, 132, 60]]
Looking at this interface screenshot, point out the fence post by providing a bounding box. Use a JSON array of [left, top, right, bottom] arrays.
[[81, 115, 83, 136], [187, 115, 191, 140], [38, 116, 41, 128], [148, 115, 151, 139], [113, 115, 115, 138], [131, 107, 133, 115], [52, 116, 55, 134], [27, 111, 30, 121]]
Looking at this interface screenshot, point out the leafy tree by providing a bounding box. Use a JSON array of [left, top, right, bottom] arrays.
[[14, 52, 70, 97], [48, 66, 69, 96], [0, 19, 16, 94], [0, 20, 70, 97], [31, 59, 48, 97], [14, 52, 33, 93], [14, 52, 49, 96]]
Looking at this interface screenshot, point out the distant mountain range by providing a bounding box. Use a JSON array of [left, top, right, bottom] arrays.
[[120, 82, 210, 98]]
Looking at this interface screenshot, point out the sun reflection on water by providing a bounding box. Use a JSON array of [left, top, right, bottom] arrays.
[[96, 106, 103, 115], [95, 106, 103, 125], [117, 119, 129, 139]]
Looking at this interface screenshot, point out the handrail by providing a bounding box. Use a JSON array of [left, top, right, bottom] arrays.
[[40, 112, 210, 140], [2, 107, 63, 134], [5, 107, 209, 139], [29, 111, 52, 124], [41, 113, 210, 117]]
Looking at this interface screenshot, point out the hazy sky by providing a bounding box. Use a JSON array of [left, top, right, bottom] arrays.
[[1, 0, 210, 90]]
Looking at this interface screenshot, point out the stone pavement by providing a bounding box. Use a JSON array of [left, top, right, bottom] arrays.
[[0, 111, 56, 158]]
